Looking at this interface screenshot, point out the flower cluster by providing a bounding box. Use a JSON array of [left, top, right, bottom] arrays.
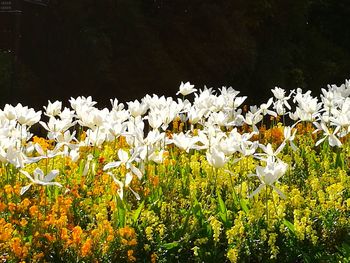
[[0, 79, 350, 262]]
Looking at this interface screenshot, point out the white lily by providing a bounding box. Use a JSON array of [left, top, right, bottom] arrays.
[[206, 147, 228, 169], [171, 132, 199, 153], [20, 168, 62, 195], [104, 149, 142, 200], [176, 81, 197, 96], [313, 122, 342, 147], [248, 157, 287, 199]]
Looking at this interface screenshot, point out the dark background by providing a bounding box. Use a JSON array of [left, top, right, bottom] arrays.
[[1, 0, 349, 109]]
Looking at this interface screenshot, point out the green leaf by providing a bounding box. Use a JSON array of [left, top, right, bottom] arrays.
[[217, 193, 227, 223], [335, 151, 344, 169], [240, 199, 250, 213], [192, 198, 202, 218], [132, 200, 144, 225], [117, 198, 126, 227], [162, 241, 179, 250], [283, 219, 295, 233]]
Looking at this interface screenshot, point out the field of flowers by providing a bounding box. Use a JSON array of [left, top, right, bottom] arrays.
[[1, 80, 350, 262]]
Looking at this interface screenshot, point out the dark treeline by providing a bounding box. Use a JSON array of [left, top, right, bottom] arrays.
[[0, 0, 349, 109]]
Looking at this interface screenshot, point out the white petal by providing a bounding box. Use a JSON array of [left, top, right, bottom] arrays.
[[329, 135, 342, 147], [129, 187, 141, 200], [118, 149, 129, 163], [271, 185, 286, 199], [130, 165, 143, 180], [20, 184, 32, 195], [248, 184, 264, 198], [103, 161, 121, 170], [20, 170, 35, 183], [315, 137, 326, 146], [44, 170, 59, 182], [125, 172, 133, 186]]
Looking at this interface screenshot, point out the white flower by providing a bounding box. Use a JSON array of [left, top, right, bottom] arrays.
[[6, 146, 28, 168], [3, 104, 17, 120], [206, 147, 227, 168], [104, 149, 142, 200], [258, 98, 277, 117], [271, 87, 292, 115], [20, 168, 62, 195], [176, 81, 197, 96], [283, 126, 298, 151], [171, 132, 199, 153], [127, 99, 148, 117], [44, 100, 62, 117], [244, 111, 263, 133], [271, 87, 287, 100], [248, 157, 287, 199], [110, 98, 124, 111], [15, 103, 42, 126], [314, 122, 342, 147], [103, 149, 143, 180], [40, 117, 74, 140]]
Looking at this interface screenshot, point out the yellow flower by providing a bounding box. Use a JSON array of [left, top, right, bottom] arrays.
[[227, 248, 239, 263]]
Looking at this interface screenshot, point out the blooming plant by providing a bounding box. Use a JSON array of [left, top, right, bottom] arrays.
[[1, 80, 350, 262]]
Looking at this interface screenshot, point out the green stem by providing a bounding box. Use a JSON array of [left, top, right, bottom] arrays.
[[265, 185, 269, 227]]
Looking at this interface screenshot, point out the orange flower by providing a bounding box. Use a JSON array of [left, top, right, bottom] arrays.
[[11, 237, 23, 258], [4, 184, 13, 195], [61, 227, 69, 240], [32, 136, 54, 150], [72, 226, 83, 244], [81, 238, 93, 257], [19, 218, 28, 227], [151, 253, 157, 263], [29, 205, 39, 217], [20, 198, 31, 210], [0, 202, 6, 212], [7, 202, 16, 213], [127, 250, 136, 262], [44, 233, 56, 242]]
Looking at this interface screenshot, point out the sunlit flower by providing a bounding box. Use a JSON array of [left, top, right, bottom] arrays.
[[176, 81, 197, 96], [313, 122, 342, 147], [20, 168, 62, 195], [44, 100, 62, 117], [248, 157, 288, 199], [206, 147, 228, 169]]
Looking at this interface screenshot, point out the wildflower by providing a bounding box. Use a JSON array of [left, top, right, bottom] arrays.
[[72, 226, 83, 244], [271, 87, 292, 115], [20, 168, 62, 195], [283, 126, 298, 151], [255, 143, 285, 162], [176, 81, 197, 96], [313, 122, 342, 147], [127, 99, 148, 117], [206, 147, 228, 169], [170, 132, 199, 153], [43, 100, 62, 117], [244, 111, 263, 133], [248, 157, 288, 199], [81, 238, 93, 257], [258, 98, 277, 117], [14, 103, 42, 126], [127, 249, 136, 262], [104, 149, 142, 200]]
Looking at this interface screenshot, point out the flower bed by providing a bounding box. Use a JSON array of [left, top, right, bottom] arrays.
[[1, 81, 350, 262]]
